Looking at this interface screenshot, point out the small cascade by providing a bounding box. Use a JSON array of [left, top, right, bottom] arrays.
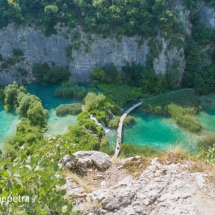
[[108, 108, 115, 120], [101, 121, 105, 127], [90, 114, 110, 133]]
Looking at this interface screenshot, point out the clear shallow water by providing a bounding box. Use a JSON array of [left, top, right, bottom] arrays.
[[0, 84, 79, 144], [197, 107, 215, 133], [197, 94, 215, 133], [0, 105, 20, 145], [27, 84, 79, 136], [106, 108, 200, 151]]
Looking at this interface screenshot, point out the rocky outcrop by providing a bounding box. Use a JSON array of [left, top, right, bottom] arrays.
[[198, 2, 215, 29], [62, 156, 215, 215], [59, 151, 112, 172]]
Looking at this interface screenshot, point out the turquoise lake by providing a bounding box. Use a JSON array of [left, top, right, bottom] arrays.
[[0, 84, 78, 144], [0, 105, 20, 145], [0, 84, 215, 151], [106, 108, 201, 151], [197, 94, 215, 133]]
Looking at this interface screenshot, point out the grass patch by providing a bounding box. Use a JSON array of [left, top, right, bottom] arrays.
[[63, 171, 94, 193], [120, 142, 160, 158], [158, 145, 194, 164], [123, 157, 150, 177]]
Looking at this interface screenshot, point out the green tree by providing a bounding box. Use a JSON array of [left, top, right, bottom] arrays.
[[16, 93, 40, 116], [84, 92, 106, 111], [91, 68, 105, 81], [27, 102, 47, 127], [4, 82, 26, 111]]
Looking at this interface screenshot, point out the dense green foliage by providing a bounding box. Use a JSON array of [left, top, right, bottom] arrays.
[[54, 80, 87, 100], [0, 151, 73, 214], [121, 61, 168, 93], [3, 82, 47, 127], [0, 83, 79, 214], [141, 89, 201, 132], [141, 89, 198, 114], [108, 116, 136, 128], [167, 104, 201, 132], [123, 115, 136, 126], [32, 63, 70, 84], [198, 144, 215, 163], [0, 107, 109, 213], [197, 133, 215, 163], [91, 64, 121, 84], [0, 0, 182, 37], [56, 103, 82, 116], [97, 83, 144, 107], [92, 62, 169, 97], [108, 117, 120, 128], [0, 86, 110, 214], [84, 92, 115, 124], [91, 68, 106, 82], [56, 111, 108, 151], [182, 11, 215, 94], [0, 87, 5, 102]]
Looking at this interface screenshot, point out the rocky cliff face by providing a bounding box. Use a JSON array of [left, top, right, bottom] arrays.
[[198, 2, 215, 29], [0, 1, 214, 85], [0, 24, 150, 84]]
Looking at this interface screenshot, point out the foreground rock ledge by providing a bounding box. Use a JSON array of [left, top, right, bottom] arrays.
[[60, 154, 215, 215], [59, 151, 112, 172]]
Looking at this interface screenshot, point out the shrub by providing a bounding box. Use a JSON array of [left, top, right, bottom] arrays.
[[123, 115, 136, 126], [32, 63, 70, 84], [101, 63, 119, 82], [54, 80, 87, 100], [0, 88, 4, 102], [12, 48, 24, 56], [17, 67, 28, 76], [100, 146, 115, 155], [198, 133, 215, 150], [2, 135, 17, 157], [66, 44, 73, 57], [91, 68, 105, 82], [167, 103, 201, 133], [108, 116, 120, 128], [56, 103, 82, 116], [198, 144, 215, 163]]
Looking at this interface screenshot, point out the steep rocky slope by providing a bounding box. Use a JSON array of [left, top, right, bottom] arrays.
[[0, 1, 214, 85], [60, 152, 215, 215]]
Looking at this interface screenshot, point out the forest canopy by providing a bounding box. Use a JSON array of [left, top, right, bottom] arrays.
[[0, 0, 185, 36]]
